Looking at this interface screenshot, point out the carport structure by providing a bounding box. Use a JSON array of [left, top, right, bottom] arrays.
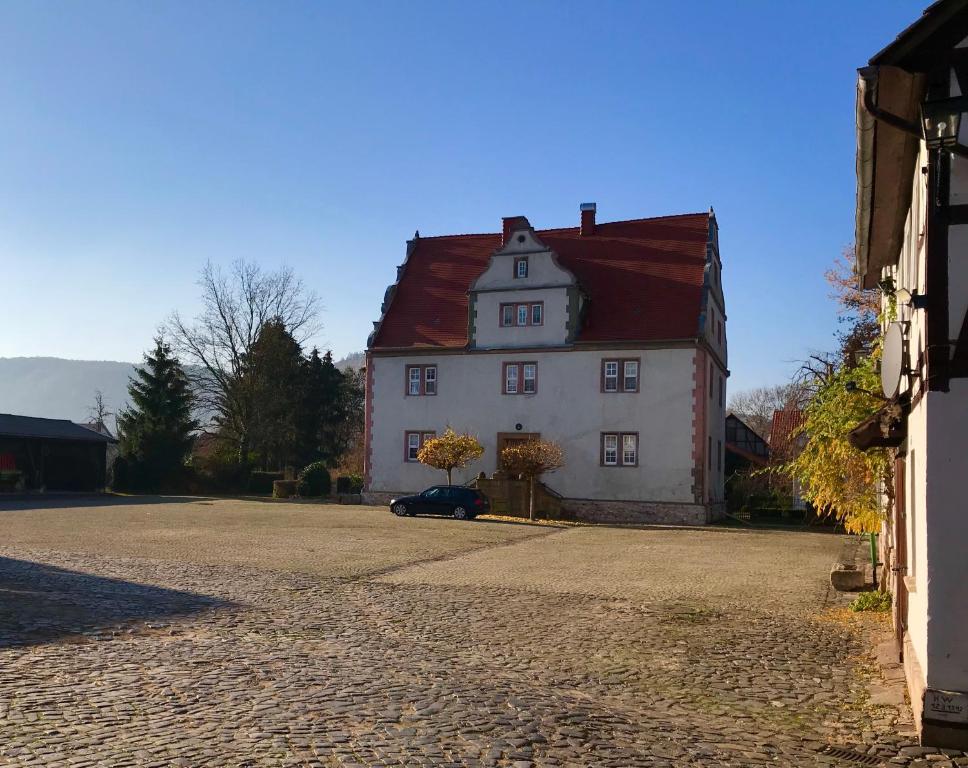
[[0, 413, 115, 493]]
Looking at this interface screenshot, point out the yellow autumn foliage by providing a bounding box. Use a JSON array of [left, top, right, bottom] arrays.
[[416, 428, 484, 485], [781, 349, 890, 534]]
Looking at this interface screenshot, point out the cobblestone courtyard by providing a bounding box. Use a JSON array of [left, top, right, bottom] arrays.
[[0, 497, 952, 767]]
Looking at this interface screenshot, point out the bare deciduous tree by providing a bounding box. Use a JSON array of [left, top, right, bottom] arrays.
[[87, 390, 113, 435], [167, 260, 321, 461], [728, 383, 809, 440]]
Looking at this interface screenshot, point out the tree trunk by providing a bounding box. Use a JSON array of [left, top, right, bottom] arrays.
[[529, 475, 535, 521], [238, 432, 249, 464], [447, 467, 452, 485]]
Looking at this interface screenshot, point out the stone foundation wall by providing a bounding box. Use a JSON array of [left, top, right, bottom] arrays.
[[362, 492, 397, 507], [559, 498, 711, 526], [364, 490, 718, 526]]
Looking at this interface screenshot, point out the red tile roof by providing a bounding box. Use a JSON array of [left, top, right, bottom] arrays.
[[371, 213, 712, 350], [768, 409, 806, 455]]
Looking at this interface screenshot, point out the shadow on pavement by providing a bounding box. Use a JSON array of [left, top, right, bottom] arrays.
[[0, 555, 231, 648], [0, 494, 218, 511]]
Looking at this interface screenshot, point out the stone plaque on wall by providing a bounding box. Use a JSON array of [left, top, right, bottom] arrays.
[[925, 689, 968, 723]]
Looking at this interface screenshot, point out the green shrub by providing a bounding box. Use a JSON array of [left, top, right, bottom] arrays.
[[248, 471, 284, 495], [273, 479, 299, 498], [849, 591, 892, 612], [335, 474, 364, 494], [298, 462, 331, 498]]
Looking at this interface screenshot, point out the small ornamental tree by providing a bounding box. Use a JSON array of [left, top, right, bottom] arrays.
[[501, 439, 565, 521], [417, 428, 484, 485]]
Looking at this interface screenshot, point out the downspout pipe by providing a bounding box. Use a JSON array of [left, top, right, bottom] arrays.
[[859, 66, 968, 159], [858, 66, 924, 140]]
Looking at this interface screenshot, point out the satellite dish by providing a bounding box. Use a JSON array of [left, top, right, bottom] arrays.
[[881, 322, 905, 399]]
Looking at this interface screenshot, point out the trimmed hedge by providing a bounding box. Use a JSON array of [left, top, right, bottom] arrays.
[[335, 474, 364, 494], [249, 471, 284, 495], [298, 462, 331, 497], [272, 479, 299, 498]]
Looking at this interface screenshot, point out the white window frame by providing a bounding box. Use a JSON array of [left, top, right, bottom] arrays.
[[407, 432, 421, 461], [623, 434, 638, 466], [502, 304, 515, 327], [603, 434, 619, 466], [517, 305, 528, 326], [531, 303, 542, 326], [408, 366, 421, 396], [505, 363, 519, 394], [516, 258, 528, 278], [623, 360, 639, 392], [424, 366, 437, 395], [603, 361, 618, 392], [523, 364, 536, 394]]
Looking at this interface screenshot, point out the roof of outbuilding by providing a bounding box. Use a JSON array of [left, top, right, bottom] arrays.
[[0, 413, 116, 443], [768, 408, 806, 453], [371, 212, 712, 350]]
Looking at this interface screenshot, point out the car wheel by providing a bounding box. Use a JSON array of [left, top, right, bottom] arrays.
[[392, 503, 409, 517], [453, 505, 469, 520]]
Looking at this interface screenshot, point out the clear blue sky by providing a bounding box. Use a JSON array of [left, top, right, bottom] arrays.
[[0, 0, 922, 394]]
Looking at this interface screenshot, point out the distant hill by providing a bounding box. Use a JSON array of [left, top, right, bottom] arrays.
[[0, 357, 137, 432], [0, 352, 366, 431], [336, 351, 365, 371]]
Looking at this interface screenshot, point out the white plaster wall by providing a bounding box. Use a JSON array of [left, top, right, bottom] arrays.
[[472, 249, 574, 290], [368, 348, 698, 503], [924, 381, 968, 691], [905, 391, 929, 679], [948, 225, 968, 343], [473, 287, 570, 348]]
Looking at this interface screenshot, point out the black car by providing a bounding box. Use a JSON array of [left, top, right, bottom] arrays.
[[389, 486, 490, 520]]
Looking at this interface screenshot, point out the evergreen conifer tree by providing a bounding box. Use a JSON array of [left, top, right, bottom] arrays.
[[117, 338, 197, 491], [244, 319, 306, 469]]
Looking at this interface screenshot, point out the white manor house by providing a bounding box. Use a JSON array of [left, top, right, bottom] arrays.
[[363, 204, 727, 525]]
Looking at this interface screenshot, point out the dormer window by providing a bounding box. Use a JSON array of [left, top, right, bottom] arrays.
[[514, 257, 528, 279], [501, 302, 543, 327]]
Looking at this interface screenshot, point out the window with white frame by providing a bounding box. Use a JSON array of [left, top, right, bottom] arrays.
[[515, 257, 528, 279], [406, 365, 437, 396], [623, 434, 637, 465], [500, 302, 543, 327], [602, 359, 639, 393], [523, 363, 536, 394], [405, 430, 436, 461], [623, 360, 639, 392], [502, 304, 514, 327], [603, 361, 619, 392], [503, 362, 537, 395], [505, 363, 518, 394], [602, 432, 638, 466]]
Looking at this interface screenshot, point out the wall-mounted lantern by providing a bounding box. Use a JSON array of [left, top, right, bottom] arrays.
[[921, 96, 966, 151]]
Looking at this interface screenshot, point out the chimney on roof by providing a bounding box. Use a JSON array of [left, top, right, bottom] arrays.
[[502, 217, 516, 246], [501, 215, 530, 246], [580, 202, 596, 236]]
